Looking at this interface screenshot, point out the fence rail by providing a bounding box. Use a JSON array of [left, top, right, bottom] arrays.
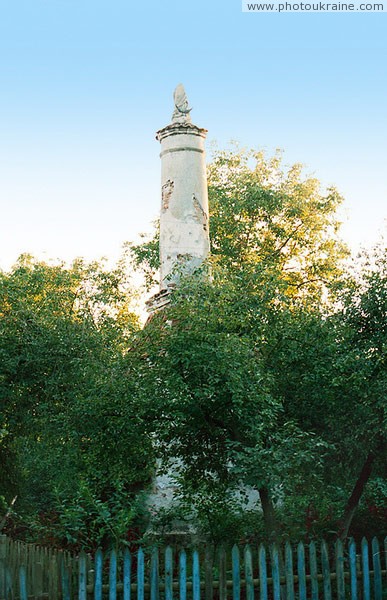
[[1, 534, 386, 599]]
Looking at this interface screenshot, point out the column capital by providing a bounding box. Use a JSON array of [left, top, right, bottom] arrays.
[[156, 122, 208, 142]]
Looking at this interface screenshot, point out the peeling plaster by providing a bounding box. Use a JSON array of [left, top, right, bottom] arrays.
[[161, 179, 174, 211]]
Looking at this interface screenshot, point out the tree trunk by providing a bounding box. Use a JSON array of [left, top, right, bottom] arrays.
[[338, 450, 376, 541], [259, 486, 279, 540]]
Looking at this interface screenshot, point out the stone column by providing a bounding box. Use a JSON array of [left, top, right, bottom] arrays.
[[157, 85, 210, 292]]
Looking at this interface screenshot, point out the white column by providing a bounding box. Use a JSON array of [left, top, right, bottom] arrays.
[[156, 107, 209, 291]]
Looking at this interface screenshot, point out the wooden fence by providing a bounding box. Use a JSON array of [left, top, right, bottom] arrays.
[[1, 534, 386, 599]]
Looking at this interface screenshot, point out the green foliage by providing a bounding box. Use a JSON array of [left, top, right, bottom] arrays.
[[1, 146, 385, 547], [132, 278, 326, 534], [131, 147, 348, 303], [349, 477, 387, 539], [130, 147, 384, 540], [208, 148, 346, 274], [0, 255, 153, 548], [339, 244, 387, 420], [25, 481, 149, 551], [132, 246, 386, 538]]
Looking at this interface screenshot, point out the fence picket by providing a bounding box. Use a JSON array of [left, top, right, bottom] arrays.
[[179, 549, 187, 600], [285, 542, 295, 600], [87, 553, 93, 591], [165, 546, 173, 600], [232, 545, 240, 600], [193, 549, 200, 600], [361, 538, 370, 600], [5, 565, 13, 598], [138, 547, 145, 600], [309, 541, 318, 600], [94, 548, 103, 600], [244, 545, 254, 600], [61, 552, 71, 600], [372, 537, 382, 600], [27, 544, 35, 597], [124, 548, 132, 600], [73, 554, 79, 598], [258, 544, 267, 600], [3, 532, 387, 600], [336, 539, 345, 600], [219, 545, 227, 600], [19, 565, 27, 600], [150, 547, 158, 600], [109, 548, 117, 600], [321, 540, 331, 600], [270, 544, 280, 600], [36, 552, 43, 598], [348, 538, 357, 600], [48, 548, 55, 599], [78, 551, 87, 600], [297, 542, 306, 600]]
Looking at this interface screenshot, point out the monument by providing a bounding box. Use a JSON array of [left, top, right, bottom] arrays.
[[147, 84, 210, 312], [146, 86, 210, 520]]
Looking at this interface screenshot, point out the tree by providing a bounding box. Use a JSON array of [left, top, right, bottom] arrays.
[[129, 151, 345, 531], [0, 255, 154, 548], [132, 147, 348, 304], [333, 244, 387, 539], [131, 148, 385, 541]]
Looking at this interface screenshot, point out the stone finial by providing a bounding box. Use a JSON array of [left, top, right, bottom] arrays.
[[171, 83, 192, 123]]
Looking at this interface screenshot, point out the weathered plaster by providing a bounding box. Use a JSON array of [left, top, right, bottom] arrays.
[[157, 121, 210, 289]]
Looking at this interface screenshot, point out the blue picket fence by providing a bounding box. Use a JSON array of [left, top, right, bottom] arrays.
[[1, 534, 386, 599]]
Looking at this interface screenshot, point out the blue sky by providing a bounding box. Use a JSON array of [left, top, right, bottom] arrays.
[[0, 0, 386, 269]]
